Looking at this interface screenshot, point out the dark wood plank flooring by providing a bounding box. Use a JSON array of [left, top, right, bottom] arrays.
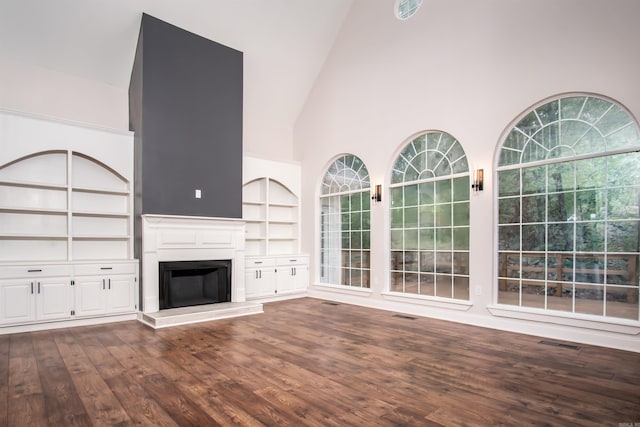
[[2, 297, 639, 426]]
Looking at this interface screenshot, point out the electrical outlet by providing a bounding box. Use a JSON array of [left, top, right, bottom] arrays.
[[195, 189, 202, 199]]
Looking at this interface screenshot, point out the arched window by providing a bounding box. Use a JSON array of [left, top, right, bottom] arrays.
[[497, 95, 640, 320], [320, 155, 371, 288], [390, 132, 470, 299]]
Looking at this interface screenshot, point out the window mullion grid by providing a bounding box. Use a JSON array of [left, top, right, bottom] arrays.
[[499, 95, 640, 320], [334, 196, 341, 285], [557, 99, 563, 151], [603, 160, 609, 317], [499, 146, 639, 174], [417, 191, 421, 295], [430, 201, 436, 297], [533, 109, 544, 129], [572, 163, 577, 314], [518, 168, 524, 307], [603, 121, 634, 139], [433, 188, 438, 298], [554, 105, 562, 312], [402, 185, 407, 293], [544, 171, 549, 310], [450, 194, 455, 298], [347, 193, 353, 287], [347, 193, 352, 287], [577, 97, 588, 122], [593, 104, 615, 129]]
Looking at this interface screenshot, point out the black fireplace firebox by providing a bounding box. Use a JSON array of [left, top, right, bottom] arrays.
[[159, 260, 232, 310]]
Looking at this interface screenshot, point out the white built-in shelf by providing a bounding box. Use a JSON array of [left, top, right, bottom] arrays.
[[0, 207, 67, 215], [72, 211, 129, 218], [72, 236, 129, 240], [0, 149, 132, 262], [0, 234, 67, 240], [72, 186, 129, 196], [242, 177, 299, 256], [0, 180, 67, 191]]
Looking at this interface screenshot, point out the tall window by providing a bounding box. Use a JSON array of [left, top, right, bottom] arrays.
[[497, 95, 640, 321], [390, 132, 470, 299], [320, 155, 371, 288]]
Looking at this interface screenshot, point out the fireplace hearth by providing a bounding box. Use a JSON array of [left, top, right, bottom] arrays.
[[159, 260, 231, 309]]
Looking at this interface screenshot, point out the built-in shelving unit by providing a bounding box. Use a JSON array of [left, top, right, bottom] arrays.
[[242, 157, 308, 301], [0, 151, 132, 262], [0, 151, 68, 261], [0, 110, 138, 332], [243, 177, 299, 256], [70, 152, 131, 261]]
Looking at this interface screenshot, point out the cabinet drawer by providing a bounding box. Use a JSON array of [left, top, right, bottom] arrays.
[[74, 262, 137, 276], [246, 258, 276, 268], [276, 256, 308, 266], [0, 264, 72, 279]]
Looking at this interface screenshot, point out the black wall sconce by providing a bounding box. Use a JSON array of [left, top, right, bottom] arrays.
[[471, 169, 484, 192], [372, 184, 382, 203]]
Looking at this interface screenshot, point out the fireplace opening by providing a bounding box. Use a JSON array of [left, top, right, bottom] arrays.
[[159, 260, 232, 310]]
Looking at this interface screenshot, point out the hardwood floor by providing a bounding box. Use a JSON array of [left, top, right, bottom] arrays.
[[2, 297, 639, 426]]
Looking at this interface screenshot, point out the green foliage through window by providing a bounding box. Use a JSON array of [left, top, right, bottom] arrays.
[[390, 131, 470, 300], [497, 95, 640, 321]]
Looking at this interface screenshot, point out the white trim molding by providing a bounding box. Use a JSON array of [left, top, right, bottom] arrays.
[[487, 304, 640, 335], [382, 291, 473, 311]]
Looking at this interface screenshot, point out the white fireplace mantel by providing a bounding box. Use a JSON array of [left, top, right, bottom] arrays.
[[141, 214, 246, 313]]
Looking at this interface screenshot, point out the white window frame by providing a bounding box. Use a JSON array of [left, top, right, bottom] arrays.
[[493, 93, 640, 329], [319, 154, 372, 289], [387, 131, 472, 302]]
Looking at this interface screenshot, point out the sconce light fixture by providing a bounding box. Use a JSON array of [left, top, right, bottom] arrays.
[[471, 169, 484, 192], [372, 184, 382, 203]]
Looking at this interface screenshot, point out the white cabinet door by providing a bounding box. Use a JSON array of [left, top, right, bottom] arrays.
[[36, 278, 72, 321], [75, 274, 136, 317], [0, 280, 34, 324], [0, 277, 71, 324], [74, 276, 107, 317], [276, 256, 308, 295], [106, 275, 136, 313], [292, 264, 309, 292], [245, 255, 308, 299], [245, 268, 276, 299], [73, 261, 137, 318], [245, 257, 277, 299], [276, 267, 297, 294]]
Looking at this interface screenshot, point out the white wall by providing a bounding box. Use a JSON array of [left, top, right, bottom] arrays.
[[294, 0, 640, 351], [0, 59, 129, 130]]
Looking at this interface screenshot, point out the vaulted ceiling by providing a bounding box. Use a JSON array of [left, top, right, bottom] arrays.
[[0, 0, 353, 134]]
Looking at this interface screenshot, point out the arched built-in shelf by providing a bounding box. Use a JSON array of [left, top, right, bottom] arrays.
[[0, 150, 132, 262], [243, 177, 299, 256]]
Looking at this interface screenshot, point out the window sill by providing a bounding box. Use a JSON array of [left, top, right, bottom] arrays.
[[313, 283, 374, 296], [381, 292, 473, 311], [487, 304, 640, 335]]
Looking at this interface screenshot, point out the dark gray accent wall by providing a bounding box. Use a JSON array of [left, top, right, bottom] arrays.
[[129, 13, 243, 226]]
